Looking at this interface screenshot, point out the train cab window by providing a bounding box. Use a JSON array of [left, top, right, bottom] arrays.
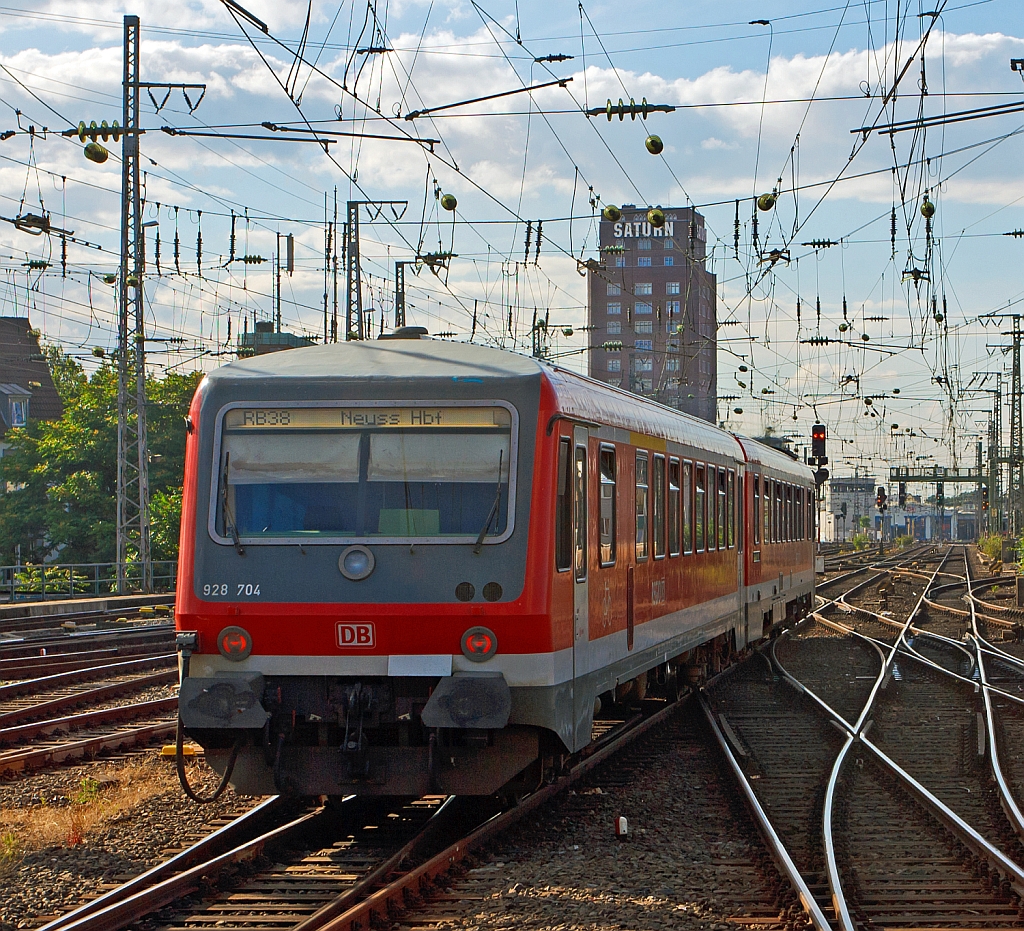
[[555, 438, 572, 571], [653, 454, 666, 559], [694, 464, 705, 552], [599, 446, 616, 566], [215, 404, 514, 544], [727, 469, 736, 548], [753, 474, 760, 545], [574, 445, 588, 581], [668, 458, 681, 556], [683, 460, 693, 554], [635, 452, 649, 561]]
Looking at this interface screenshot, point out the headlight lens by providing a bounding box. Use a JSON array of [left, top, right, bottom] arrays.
[[339, 545, 375, 581]]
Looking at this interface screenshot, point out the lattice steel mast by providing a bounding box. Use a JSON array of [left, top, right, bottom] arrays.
[[116, 15, 151, 593]]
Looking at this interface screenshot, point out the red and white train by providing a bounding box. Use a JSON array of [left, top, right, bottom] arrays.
[[175, 331, 816, 796]]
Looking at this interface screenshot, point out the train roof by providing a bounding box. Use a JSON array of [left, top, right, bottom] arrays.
[[206, 339, 811, 479]]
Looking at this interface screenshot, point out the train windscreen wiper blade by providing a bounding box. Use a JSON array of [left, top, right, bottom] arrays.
[[221, 452, 246, 556], [473, 449, 504, 555]]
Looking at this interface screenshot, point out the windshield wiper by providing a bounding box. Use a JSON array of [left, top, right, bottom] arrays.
[[473, 449, 504, 555], [221, 452, 246, 556]]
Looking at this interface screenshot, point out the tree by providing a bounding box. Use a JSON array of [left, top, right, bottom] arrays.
[[0, 347, 200, 565]]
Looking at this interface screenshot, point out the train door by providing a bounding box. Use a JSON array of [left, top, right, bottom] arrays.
[[572, 425, 589, 747]]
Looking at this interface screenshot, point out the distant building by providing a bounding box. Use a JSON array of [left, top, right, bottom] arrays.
[[237, 319, 316, 357], [822, 476, 876, 542], [587, 205, 717, 422], [0, 317, 63, 455]]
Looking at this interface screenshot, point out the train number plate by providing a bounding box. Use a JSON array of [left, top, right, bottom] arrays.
[[337, 623, 375, 648]]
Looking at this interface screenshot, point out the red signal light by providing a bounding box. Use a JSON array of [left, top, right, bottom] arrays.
[[217, 625, 253, 661], [461, 626, 498, 662]]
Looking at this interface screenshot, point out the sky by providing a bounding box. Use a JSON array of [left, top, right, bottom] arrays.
[[0, 0, 1022, 485]]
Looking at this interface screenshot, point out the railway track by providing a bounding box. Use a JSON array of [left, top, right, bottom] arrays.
[[706, 543, 1024, 929], [39, 676, 746, 931]]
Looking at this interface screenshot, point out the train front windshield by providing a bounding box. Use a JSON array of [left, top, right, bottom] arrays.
[[214, 405, 514, 543]]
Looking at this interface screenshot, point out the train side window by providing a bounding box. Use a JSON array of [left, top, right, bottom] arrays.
[[785, 485, 791, 541], [653, 454, 666, 559], [683, 460, 693, 554], [695, 463, 705, 552], [763, 477, 770, 544], [753, 474, 760, 545], [555, 438, 572, 571], [635, 452, 649, 561], [574, 444, 588, 582], [599, 446, 616, 566], [668, 458, 681, 556], [727, 469, 736, 548], [796, 487, 803, 539], [773, 481, 780, 543], [717, 468, 727, 550], [707, 466, 716, 551]]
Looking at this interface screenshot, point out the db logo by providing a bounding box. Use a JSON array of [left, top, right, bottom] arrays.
[[337, 622, 375, 648]]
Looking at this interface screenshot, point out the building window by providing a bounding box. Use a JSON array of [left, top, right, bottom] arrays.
[[666, 282, 680, 295], [634, 320, 653, 334], [615, 255, 626, 267], [607, 358, 621, 372], [599, 446, 616, 566], [636, 282, 652, 295], [663, 255, 674, 266], [607, 320, 621, 335], [635, 302, 652, 314], [665, 358, 680, 372], [635, 377, 652, 392], [635, 452, 649, 561], [607, 302, 621, 315], [635, 344, 653, 356], [9, 399, 28, 427], [638, 239, 652, 250], [664, 238, 675, 249], [667, 339, 679, 352], [638, 256, 652, 267], [666, 300, 680, 318], [607, 283, 621, 296]]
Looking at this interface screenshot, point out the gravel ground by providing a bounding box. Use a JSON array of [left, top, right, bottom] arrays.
[[398, 702, 784, 931], [0, 754, 260, 931]]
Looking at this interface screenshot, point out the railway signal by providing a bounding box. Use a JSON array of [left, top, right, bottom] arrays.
[[898, 482, 907, 508], [876, 486, 887, 511], [982, 485, 990, 510], [811, 423, 827, 461]]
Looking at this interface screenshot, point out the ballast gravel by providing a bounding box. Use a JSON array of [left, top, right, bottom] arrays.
[[0, 757, 256, 931], [399, 702, 786, 931]]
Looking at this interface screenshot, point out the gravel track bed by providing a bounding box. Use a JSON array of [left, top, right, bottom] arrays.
[[0, 683, 177, 736], [774, 623, 881, 722], [0, 756, 260, 931], [398, 702, 789, 931]]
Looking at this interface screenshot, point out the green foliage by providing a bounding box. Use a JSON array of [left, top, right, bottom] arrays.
[[73, 777, 101, 806], [0, 831, 19, 872], [857, 515, 872, 530], [0, 346, 200, 564], [895, 534, 915, 549], [979, 534, 1004, 561], [12, 564, 91, 594], [850, 533, 871, 550]]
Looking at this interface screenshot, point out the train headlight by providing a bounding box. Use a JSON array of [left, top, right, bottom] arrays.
[[339, 545, 375, 581], [461, 626, 498, 662], [217, 625, 253, 661]]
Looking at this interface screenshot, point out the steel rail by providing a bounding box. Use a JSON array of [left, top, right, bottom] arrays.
[[0, 653, 177, 701], [0, 720, 177, 773], [0, 696, 177, 744], [37, 795, 287, 931], [774, 546, 1024, 907], [966, 556, 1024, 843], [0, 669, 177, 729], [296, 697, 689, 931], [698, 692, 833, 931], [0, 648, 174, 680], [47, 806, 323, 931]]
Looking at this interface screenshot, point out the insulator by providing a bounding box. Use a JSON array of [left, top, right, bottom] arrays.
[[228, 211, 236, 263], [83, 142, 108, 163], [60, 235, 66, 277], [155, 228, 161, 276], [535, 220, 542, 264], [524, 221, 532, 263], [196, 210, 202, 277], [733, 199, 740, 259], [241, 254, 266, 264], [26, 259, 48, 270]]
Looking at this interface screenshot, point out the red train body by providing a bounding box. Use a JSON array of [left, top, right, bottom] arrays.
[[175, 336, 815, 796]]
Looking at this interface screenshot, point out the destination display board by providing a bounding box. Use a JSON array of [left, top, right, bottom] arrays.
[[224, 406, 511, 430]]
